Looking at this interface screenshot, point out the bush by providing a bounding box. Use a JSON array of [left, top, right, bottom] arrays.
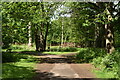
[[75, 48, 106, 63], [2, 36, 13, 49], [75, 48, 120, 78], [2, 52, 28, 63], [92, 49, 120, 78]]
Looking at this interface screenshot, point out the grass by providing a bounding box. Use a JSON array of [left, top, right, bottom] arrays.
[[2, 44, 36, 52], [2, 53, 38, 80], [74, 48, 120, 78], [91, 48, 120, 79], [42, 46, 87, 55], [2, 44, 84, 55], [93, 70, 116, 78], [42, 47, 86, 55], [2, 44, 120, 79], [2, 62, 36, 79]]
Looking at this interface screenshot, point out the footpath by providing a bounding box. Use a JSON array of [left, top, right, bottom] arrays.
[[33, 53, 98, 80]]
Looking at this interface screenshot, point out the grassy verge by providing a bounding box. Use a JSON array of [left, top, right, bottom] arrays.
[[2, 44, 36, 52], [74, 48, 120, 78], [2, 53, 38, 80], [2, 62, 35, 80], [93, 69, 117, 78]]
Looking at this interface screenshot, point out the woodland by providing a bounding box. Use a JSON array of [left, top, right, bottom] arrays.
[[2, 2, 120, 79]]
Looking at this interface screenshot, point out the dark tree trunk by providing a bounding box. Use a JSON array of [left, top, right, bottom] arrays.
[[35, 29, 40, 51], [39, 1, 46, 51], [95, 23, 106, 48], [105, 23, 115, 53], [43, 22, 49, 51], [95, 23, 100, 48], [105, 6, 115, 53], [35, 27, 44, 52]]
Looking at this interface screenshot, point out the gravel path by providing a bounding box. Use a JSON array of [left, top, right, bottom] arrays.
[[33, 53, 97, 80]]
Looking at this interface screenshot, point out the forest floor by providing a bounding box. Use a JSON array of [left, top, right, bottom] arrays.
[[33, 53, 98, 80]]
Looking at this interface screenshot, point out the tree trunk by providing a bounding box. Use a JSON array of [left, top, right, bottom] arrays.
[[105, 23, 115, 54], [95, 23, 106, 48], [28, 22, 32, 47], [61, 19, 64, 47], [43, 22, 49, 51], [35, 28, 40, 51], [35, 26, 44, 52], [37, 22, 45, 51], [105, 8, 115, 54], [39, 1, 46, 51], [95, 23, 100, 48]]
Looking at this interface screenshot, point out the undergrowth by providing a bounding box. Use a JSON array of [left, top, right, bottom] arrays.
[[2, 52, 39, 79], [75, 48, 120, 78]]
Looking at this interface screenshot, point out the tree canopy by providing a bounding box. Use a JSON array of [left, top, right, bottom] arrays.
[[2, 2, 120, 53]]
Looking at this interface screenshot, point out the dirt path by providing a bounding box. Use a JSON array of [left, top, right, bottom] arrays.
[[33, 53, 97, 80]]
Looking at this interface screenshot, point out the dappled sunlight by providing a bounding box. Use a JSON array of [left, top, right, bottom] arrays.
[[2, 63, 35, 79], [2, 1, 120, 79]]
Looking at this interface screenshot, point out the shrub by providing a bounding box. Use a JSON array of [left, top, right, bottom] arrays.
[[75, 48, 120, 78], [2, 52, 28, 63], [92, 49, 120, 78], [75, 48, 106, 63], [63, 47, 77, 52]]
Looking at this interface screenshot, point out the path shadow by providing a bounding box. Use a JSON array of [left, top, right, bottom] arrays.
[[2, 63, 35, 80], [39, 57, 76, 64], [33, 70, 117, 80], [2, 51, 78, 64], [2, 66, 118, 80], [2, 51, 56, 56], [37, 52, 78, 64]]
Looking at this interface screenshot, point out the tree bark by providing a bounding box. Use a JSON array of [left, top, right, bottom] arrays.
[[61, 18, 64, 47], [105, 23, 115, 54], [95, 23, 106, 48], [35, 28, 40, 51], [37, 22, 45, 51], [35, 28, 44, 52], [35, 1, 45, 52], [105, 8, 115, 54], [28, 22, 32, 47], [43, 22, 49, 51]]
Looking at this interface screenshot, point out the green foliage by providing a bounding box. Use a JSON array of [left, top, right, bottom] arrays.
[[2, 62, 35, 79], [2, 44, 36, 52], [2, 52, 38, 63], [75, 48, 120, 78], [92, 48, 120, 78], [20, 56, 38, 63], [11, 44, 35, 51], [2, 36, 13, 49], [2, 53, 24, 63], [75, 48, 106, 63], [2, 49, 38, 79], [93, 70, 117, 78]]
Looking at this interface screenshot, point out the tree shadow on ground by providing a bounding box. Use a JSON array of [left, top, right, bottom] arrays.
[[36, 52, 80, 64], [39, 57, 76, 64], [2, 51, 57, 56], [2, 63, 35, 80], [33, 70, 117, 80], [3, 64, 116, 80]]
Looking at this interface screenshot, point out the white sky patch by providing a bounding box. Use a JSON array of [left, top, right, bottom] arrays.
[[114, 1, 119, 4], [51, 4, 71, 21]]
